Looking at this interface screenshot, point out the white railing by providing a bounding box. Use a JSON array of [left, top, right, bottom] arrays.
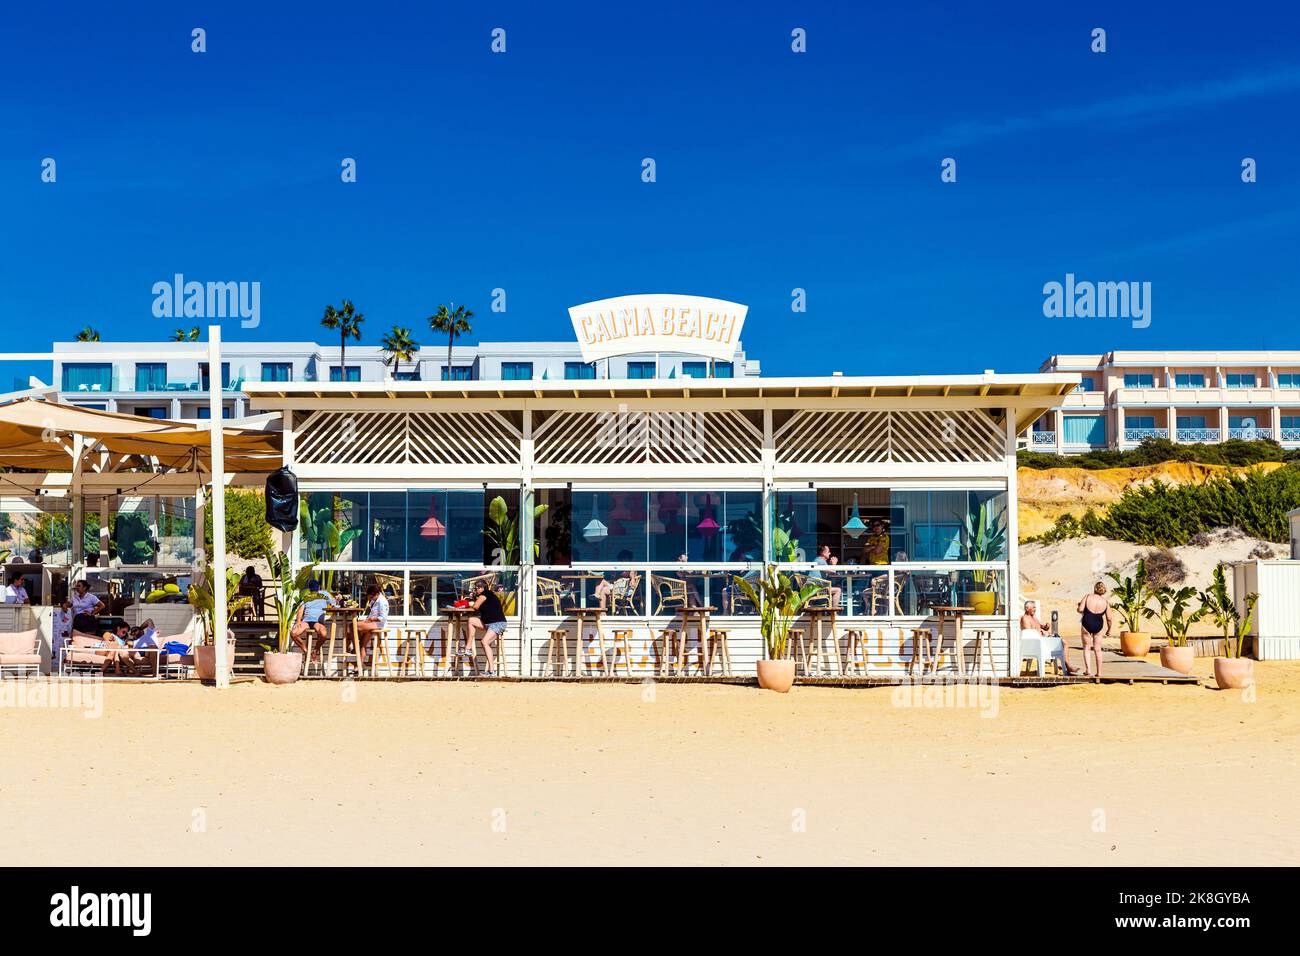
[[1124, 428, 1167, 442], [1176, 428, 1220, 443], [1031, 431, 1056, 445], [1228, 427, 1265, 441]]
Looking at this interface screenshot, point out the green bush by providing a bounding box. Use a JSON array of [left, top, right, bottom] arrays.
[[204, 489, 273, 559], [1099, 465, 1300, 546], [1019, 437, 1300, 471]]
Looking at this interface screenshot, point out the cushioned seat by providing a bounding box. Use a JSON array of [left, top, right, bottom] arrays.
[[0, 629, 41, 676]]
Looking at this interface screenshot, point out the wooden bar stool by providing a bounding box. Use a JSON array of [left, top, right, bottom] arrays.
[[367, 627, 397, 677], [544, 627, 572, 677], [573, 609, 608, 677], [394, 627, 427, 677], [968, 628, 998, 676], [610, 629, 635, 676], [907, 627, 934, 677], [844, 628, 869, 675], [655, 628, 679, 675], [786, 629, 805, 670], [324, 617, 360, 678], [705, 629, 732, 677], [805, 609, 843, 676], [423, 625, 453, 676]]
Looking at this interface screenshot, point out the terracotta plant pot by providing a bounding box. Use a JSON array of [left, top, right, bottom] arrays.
[[263, 651, 303, 685], [1159, 645, 1195, 675], [195, 639, 237, 681], [1119, 631, 1151, 657], [756, 659, 796, 693], [1213, 657, 1255, 690]]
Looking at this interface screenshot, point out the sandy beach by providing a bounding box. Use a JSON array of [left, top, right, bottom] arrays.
[[4, 660, 1298, 867]]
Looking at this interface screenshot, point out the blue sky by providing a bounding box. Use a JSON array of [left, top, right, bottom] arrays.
[[3, 0, 1297, 382]]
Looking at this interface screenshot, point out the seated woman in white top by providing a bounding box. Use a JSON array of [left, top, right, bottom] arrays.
[[1019, 600, 1078, 676]]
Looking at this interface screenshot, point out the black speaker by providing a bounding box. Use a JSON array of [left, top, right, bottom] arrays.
[[264, 466, 299, 531]]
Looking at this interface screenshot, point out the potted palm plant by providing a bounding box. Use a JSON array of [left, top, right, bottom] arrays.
[[1199, 564, 1259, 690], [732, 566, 818, 692], [1106, 559, 1154, 657], [957, 499, 1006, 615], [1152, 585, 1203, 674], [187, 564, 251, 681], [262, 552, 317, 684]]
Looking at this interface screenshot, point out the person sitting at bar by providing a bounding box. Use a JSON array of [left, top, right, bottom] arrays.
[[808, 544, 842, 609], [355, 583, 389, 669], [289, 579, 334, 662], [69, 580, 106, 634], [464, 579, 506, 677]]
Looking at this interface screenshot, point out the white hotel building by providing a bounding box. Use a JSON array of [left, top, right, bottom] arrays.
[[50, 340, 761, 418], [1026, 351, 1300, 453]]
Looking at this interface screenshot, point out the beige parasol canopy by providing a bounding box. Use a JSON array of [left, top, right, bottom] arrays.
[[0, 398, 281, 472]]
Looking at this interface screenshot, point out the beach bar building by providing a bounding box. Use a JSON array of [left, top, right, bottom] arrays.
[[244, 367, 1077, 678]]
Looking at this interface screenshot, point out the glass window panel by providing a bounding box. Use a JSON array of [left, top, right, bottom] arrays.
[[446, 491, 486, 562], [648, 491, 686, 562], [367, 492, 407, 562], [721, 491, 763, 562], [770, 491, 815, 562], [535, 488, 572, 565], [681, 361, 707, 379], [564, 362, 596, 380], [626, 361, 656, 379], [572, 491, 646, 563], [135, 363, 167, 391], [62, 363, 114, 392], [157, 497, 195, 565], [299, 492, 367, 563], [713, 361, 734, 378]]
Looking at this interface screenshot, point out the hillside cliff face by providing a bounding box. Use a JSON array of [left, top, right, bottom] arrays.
[[1017, 461, 1285, 539]]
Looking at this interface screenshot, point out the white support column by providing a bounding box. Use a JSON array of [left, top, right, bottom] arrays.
[[208, 326, 229, 689], [1053, 408, 1063, 454], [1115, 406, 1125, 448], [281, 410, 295, 556], [1219, 405, 1228, 443], [70, 434, 85, 566], [1004, 408, 1020, 678], [1272, 405, 1282, 443], [1168, 405, 1177, 443], [519, 402, 534, 677]]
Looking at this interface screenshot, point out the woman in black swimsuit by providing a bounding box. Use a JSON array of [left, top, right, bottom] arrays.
[[1077, 581, 1112, 678]]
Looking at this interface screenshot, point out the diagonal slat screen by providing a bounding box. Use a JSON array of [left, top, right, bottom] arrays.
[[773, 409, 1005, 464], [533, 409, 763, 466], [295, 410, 521, 465]]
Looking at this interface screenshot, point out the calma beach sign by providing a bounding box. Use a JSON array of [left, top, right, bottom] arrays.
[[568, 294, 747, 362]]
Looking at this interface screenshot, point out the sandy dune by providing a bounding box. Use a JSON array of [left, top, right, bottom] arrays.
[[3, 660, 1297, 866]]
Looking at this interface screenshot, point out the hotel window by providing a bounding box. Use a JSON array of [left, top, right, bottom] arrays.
[[393, 370, 420, 381], [713, 361, 734, 378], [1229, 416, 1260, 430], [261, 362, 292, 382], [1277, 373, 1300, 389], [1282, 416, 1300, 428], [133, 406, 167, 419], [134, 363, 167, 391], [199, 362, 230, 390], [62, 363, 114, 392], [1176, 415, 1207, 429], [1174, 373, 1205, 389], [195, 407, 233, 419], [681, 361, 708, 379], [501, 362, 533, 381], [564, 362, 596, 380], [1063, 415, 1105, 446], [329, 366, 361, 382], [1225, 373, 1257, 388], [1075, 376, 1097, 392], [441, 366, 473, 381], [1128, 415, 1155, 430], [626, 361, 656, 379], [1123, 373, 1154, 388]]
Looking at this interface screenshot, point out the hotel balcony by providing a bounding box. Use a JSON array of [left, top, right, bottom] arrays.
[[1030, 431, 1056, 447], [1115, 385, 1300, 406], [1123, 427, 1167, 442], [1175, 427, 1220, 443]]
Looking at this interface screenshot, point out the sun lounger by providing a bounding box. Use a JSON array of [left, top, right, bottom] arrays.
[[0, 629, 41, 678]]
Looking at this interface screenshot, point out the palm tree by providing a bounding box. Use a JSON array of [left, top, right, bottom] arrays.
[[321, 300, 364, 379], [74, 326, 101, 342], [171, 326, 200, 342], [380, 326, 419, 379], [428, 303, 474, 380]]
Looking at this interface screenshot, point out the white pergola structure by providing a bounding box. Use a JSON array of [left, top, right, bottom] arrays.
[[246, 372, 1077, 678]]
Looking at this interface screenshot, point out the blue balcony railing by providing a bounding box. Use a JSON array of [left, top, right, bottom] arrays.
[[1228, 427, 1265, 441], [1281, 428, 1300, 443], [1031, 431, 1056, 445], [1124, 428, 1167, 442], [1176, 428, 1220, 443]]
